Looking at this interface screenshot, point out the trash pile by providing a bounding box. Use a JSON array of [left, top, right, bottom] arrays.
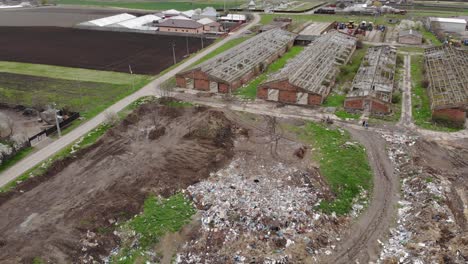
[[177, 154, 348, 263], [377, 131, 467, 263]]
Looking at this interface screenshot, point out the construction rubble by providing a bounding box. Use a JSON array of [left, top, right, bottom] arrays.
[[377, 130, 467, 264]]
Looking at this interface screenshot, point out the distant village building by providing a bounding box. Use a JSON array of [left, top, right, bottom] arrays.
[[428, 17, 467, 33], [219, 14, 247, 23], [163, 9, 181, 18], [197, 18, 223, 33], [158, 17, 203, 34], [192, 7, 218, 21], [248, 0, 256, 10], [398, 29, 423, 45]]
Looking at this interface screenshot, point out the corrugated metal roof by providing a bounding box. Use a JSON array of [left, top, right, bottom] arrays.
[[197, 18, 216, 25], [158, 18, 203, 29], [398, 29, 422, 37], [430, 17, 467, 24], [80, 13, 136, 27], [108, 15, 161, 29]]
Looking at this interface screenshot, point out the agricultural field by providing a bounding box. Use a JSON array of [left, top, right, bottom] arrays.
[[0, 6, 149, 27], [55, 0, 239, 10], [0, 62, 150, 119], [0, 27, 212, 75]]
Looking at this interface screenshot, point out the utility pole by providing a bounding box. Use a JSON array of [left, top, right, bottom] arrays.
[[129, 64, 134, 91], [186, 36, 189, 56], [172, 43, 177, 65], [201, 35, 204, 49], [53, 103, 61, 138]]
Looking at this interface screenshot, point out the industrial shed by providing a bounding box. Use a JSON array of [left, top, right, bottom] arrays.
[[107, 15, 161, 30], [424, 46, 468, 126], [344, 46, 397, 114], [257, 32, 356, 106], [398, 29, 422, 45], [176, 29, 296, 93], [78, 13, 136, 27], [428, 17, 467, 33]]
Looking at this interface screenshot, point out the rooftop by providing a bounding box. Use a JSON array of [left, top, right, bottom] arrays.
[[347, 46, 397, 102], [108, 15, 161, 29], [262, 31, 356, 96], [429, 17, 467, 24], [180, 29, 296, 84], [424, 46, 468, 109], [80, 13, 136, 27], [197, 17, 217, 25], [158, 18, 203, 29], [399, 29, 422, 37]]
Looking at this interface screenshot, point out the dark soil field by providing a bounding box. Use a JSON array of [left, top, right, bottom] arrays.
[[0, 6, 150, 27], [0, 102, 235, 263], [0, 27, 213, 75]]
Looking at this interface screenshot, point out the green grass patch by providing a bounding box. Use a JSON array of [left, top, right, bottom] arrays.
[[112, 193, 195, 263], [421, 28, 442, 46], [335, 46, 368, 87], [162, 100, 194, 108], [410, 55, 460, 132], [0, 147, 34, 174], [335, 110, 361, 120], [0, 61, 147, 85], [55, 0, 236, 10], [323, 94, 346, 107], [235, 46, 304, 99], [289, 122, 372, 215]]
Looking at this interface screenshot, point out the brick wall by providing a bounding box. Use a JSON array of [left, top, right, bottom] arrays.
[[308, 94, 323, 105], [175, 76, 187, 88], [218, 83, 229, 93], [344, 98, 364, 109], [371, 100, 390, 113], [257, 87, 268, 99], [432, 107, 466, 126], [279, 90, 297, 103]]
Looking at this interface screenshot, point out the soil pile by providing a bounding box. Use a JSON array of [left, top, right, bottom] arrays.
[[0, 102, 234, 263]]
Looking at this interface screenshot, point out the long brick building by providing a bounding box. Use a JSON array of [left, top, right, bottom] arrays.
[[424, 46, 468, 126], [257, 31, 356, 106], [344, 46, 397, 114], [175, 29, 296, 93]]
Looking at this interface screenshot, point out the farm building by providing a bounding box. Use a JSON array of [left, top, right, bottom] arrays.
[[197, 18, 223, 33], [176, 29, 296, 93], [163, 9, 181, 17], [398, 29, 423, 45], [192, 7, 218, 21], [257, 31, 356, 106], [295, 21, 335, 45], [424, 46, 468, 126], [158, 17, 204, 34], [78, 13, 136, 27], [219, 14, 247, 23], [344, 46, 397, 114], [107, 15, 161, 30], [428, 17, 467, 33]]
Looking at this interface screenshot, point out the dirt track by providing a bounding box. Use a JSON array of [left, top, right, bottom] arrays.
[[0, 102, 235, 263], [0, 27, 212, 74], [320, 128, 398, 263]]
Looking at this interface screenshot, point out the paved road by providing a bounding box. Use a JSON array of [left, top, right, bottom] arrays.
[[0, 13, 260, 188]]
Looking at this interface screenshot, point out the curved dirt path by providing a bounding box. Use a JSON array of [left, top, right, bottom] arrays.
[[321, 128, 398, 263]]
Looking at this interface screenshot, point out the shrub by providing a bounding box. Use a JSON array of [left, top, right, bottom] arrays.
[[392, 91, 402, 104]]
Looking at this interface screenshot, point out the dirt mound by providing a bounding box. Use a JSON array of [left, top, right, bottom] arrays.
[[0, 102, 235, 263]]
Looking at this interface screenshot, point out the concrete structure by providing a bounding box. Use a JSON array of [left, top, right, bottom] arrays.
[[158, 17, 204, 34], [219, 14, 247, 23], [78, 13, 136, 27], [197, 18, 223, 33], [176, 29, 296, 93], [428, 17, 467, 33], [107, 15, 161, 30], [398, 29, 423, 45], [424, 46, 468, 126], [345, 46, 397, 114], [257, 32, 356, 106]]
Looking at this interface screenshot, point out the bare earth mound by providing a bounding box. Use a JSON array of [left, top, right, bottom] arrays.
[[0, 102, 234, 263]]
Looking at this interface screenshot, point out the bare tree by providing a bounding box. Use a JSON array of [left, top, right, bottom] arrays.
[[267, 116, 280, 157], [0, 112, 14, 139], [104, 111, 120, 126]]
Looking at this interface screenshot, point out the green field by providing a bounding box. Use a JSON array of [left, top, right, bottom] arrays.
[[235, 46, 305, 99], [289, 122, 372, 215], [0, 62, 150, 119], [55, 0, 237, 10]]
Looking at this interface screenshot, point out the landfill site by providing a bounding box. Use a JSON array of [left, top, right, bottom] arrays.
[[0, 1, 468, 264]]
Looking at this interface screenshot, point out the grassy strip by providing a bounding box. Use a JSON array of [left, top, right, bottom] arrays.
[[289, 122, 372, 215], [189, 36, 251, 68], [421, 28, 442, 46], [56, 0, 235, 10], [410, 55, 460, 132], [335, 110, 360, 120], [0, 61, 148, 85], [234, 46, 304, 99], [0, 147, 34, 174], [260, 14, 403, 27], [112, 193, 195, 263]]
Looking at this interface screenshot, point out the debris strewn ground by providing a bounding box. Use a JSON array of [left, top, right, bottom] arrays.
[[378, 130, 468, 264]]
